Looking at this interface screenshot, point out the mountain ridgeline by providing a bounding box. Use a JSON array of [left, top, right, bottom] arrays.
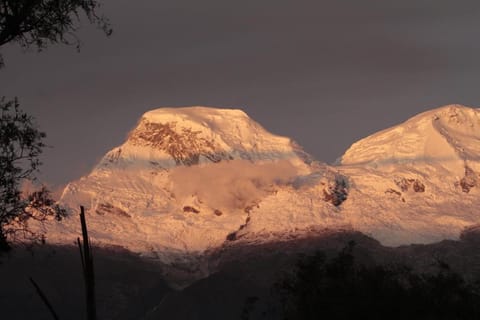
[[25, 104, 480, 282], [5, 104, 480, 320]]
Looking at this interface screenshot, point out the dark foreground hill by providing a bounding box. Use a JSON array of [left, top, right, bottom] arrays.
[[2, 229, 480, 319]]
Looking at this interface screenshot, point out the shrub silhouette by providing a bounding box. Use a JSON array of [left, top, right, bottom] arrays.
[[0, 99, 66, 251], [276, 242, 480, 320]]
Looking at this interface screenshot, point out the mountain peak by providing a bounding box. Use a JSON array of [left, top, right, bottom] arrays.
[[340, 104, 480, 172], [405, 104, 480, 126], [141, 106, 249, 124], [105, 106, 312, 169]]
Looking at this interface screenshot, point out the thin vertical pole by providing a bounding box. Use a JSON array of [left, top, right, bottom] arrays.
[[78, 206, 96, 320]]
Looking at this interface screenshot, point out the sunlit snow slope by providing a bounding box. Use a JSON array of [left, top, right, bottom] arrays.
[[338, 105, 480, 244], [40, 105, 480, 260], [42, 107, 342, 261]]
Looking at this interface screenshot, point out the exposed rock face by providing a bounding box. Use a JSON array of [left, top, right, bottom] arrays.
[[183, 206, 200, 214], [322, 176, 348, 206], [225, 215, 251, 242], [129, 120, 231, 165], [385, 188, 401, 196], [395, 178, 425, 193], [95, 203, 131, 218], [458, 166, 478, 193]]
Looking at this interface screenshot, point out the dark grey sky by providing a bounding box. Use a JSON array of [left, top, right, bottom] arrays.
[[1, 0, 480, 187]]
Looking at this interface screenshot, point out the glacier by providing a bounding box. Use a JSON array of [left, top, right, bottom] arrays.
[[28, 104, 480, 270]]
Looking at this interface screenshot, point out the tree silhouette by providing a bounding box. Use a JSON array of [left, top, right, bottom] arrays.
[[0, 98, 66, 251], [0, 1, 110, 251], [276, 242, 480, 320], [0, 0, 111, 67]]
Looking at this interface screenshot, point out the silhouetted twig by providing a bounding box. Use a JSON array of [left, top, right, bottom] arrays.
[[29, 277, 60, 320]]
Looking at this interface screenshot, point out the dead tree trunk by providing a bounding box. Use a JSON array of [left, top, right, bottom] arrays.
[[78, 206, 96, 320]]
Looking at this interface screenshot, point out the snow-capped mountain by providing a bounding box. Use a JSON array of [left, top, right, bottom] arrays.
[[42, 107, 341, 261], [38, 105, 480, 266], [337, 105, 480, 245]]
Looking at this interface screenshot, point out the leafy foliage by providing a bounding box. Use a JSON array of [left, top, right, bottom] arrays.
[[0, 97, 65, 251], [0, 1, 110, 250], [276, 242, 480, 320], [0, 0, 111, 66]]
